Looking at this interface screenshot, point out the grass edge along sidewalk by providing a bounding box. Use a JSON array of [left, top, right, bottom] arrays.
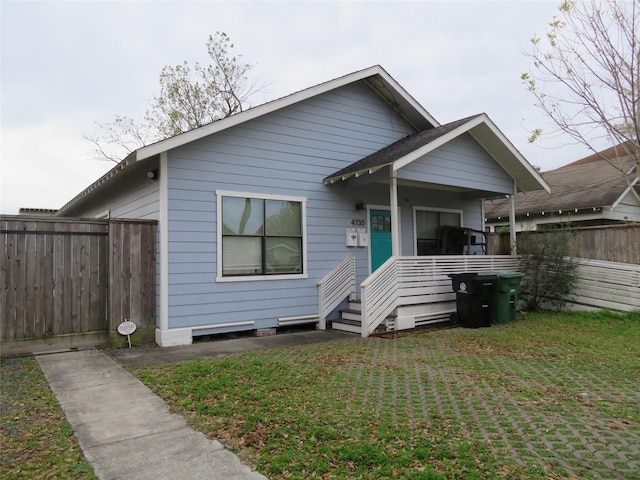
[[1, 310, 638, 480], [1, 356, 96, 480], [135, 310, 640, 480]]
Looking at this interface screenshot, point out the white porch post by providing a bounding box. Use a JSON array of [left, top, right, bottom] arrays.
[[509, 180, 517, 255], [390, 168, 400, 256], [156, 152, 173, 345]]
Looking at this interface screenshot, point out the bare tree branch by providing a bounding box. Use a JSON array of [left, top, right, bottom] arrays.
[[84, 32, 264, 162], [522, 0, 639, 202]]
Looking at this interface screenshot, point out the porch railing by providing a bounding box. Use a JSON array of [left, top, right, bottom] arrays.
[[360, 255, 521, 337], [317, 256, 356, 330]]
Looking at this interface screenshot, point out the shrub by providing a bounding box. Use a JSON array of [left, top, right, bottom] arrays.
[[517, 229, 579, 311]]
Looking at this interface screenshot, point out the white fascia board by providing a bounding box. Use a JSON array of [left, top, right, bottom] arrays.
[[323, 163, 391, 185], [611, 176, 639, 210], [392, 114, 486, 172], [391, 113, 550, 195], [137, 65, 438, 161], [473, 114, 550, 193], [137, 65, 433, 161], [369, 68, 440, 128]]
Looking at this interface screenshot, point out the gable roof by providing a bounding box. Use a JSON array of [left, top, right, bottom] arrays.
[[324, 115, 477, 183], [135, 65, 438, 162], [484, 151, 638, 219], [324, 113, 550, 193], [57, 66, 439, 215], [57, 65, 549, 215]]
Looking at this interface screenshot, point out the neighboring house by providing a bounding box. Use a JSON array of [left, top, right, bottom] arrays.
[[485, 144, 640, 232], [55, 65, 548, 346]]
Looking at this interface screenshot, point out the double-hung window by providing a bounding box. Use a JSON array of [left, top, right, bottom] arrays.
[[217, 191, 306, 280]]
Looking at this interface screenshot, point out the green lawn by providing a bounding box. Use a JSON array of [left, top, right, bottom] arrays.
[[134, 310, 640, 480], [0, 356, 96, 480], [2, 311, 637, 479]]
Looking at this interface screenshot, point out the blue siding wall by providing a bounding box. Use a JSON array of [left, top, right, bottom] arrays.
[[64, 167, 161, 220], [165, 82, 416, 332], [396, 133, 514, 194]]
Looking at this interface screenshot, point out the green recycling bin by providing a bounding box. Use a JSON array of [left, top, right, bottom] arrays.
[[492, 271, 524, 324]]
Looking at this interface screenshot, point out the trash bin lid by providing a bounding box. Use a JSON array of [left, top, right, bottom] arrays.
[[474, 274, 498, 282], [495, 270, 524, 278], [447, 272, 479, 278]]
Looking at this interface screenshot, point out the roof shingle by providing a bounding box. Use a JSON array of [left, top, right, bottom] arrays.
[[484, 154, 637, 218], [324, 115, 481, 182]]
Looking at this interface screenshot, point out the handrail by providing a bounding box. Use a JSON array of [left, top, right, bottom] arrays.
[[360, 255, 522, 337], [317, 256, 356, 330], [360, 256, 399, 337], [359, 255, 640, 337]]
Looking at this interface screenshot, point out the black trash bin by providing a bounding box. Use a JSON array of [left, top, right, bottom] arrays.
[[448, 272, 498, 328]]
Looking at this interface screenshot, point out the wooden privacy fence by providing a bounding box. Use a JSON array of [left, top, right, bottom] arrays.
[[488, 224, 640, 264], [1, 216, 157, 355]]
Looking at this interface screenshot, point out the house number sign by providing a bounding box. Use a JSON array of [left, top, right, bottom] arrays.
[[117, 320, 137, 335], [117, 320, 137, 348], [351, 219, 366, 227]]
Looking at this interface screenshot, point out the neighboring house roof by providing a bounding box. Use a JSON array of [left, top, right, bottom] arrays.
[[484, 148, 639, 220], [562, 141, 636, 167], [324, 113, 549, 193]]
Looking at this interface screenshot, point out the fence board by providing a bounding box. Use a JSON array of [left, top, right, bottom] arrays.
[[129, 223, 142, 327], [488, 224, 640, 264], [52, 229, 65, 335], [88, 233, 102, 332], [25, 227, 38, 337], [2, 228, 18, 339]]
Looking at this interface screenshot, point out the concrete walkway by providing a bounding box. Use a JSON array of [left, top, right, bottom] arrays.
[[37, 349, 268, 480]]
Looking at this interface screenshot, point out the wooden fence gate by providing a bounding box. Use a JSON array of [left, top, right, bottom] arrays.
[[0, 216, 157, 355]]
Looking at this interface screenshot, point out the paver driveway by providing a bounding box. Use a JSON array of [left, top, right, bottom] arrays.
[[344, 330, 639, 479], [128, 318, 639, 479]]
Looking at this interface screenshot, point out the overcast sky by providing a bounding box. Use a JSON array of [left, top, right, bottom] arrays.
[[1, 0, 593, 215]]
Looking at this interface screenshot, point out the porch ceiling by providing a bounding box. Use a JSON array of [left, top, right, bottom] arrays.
[[324, 114, 550, 194]]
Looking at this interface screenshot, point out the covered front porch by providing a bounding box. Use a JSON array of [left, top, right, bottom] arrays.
[[318, 255, 522, 337], [317, 114, 550, 337]]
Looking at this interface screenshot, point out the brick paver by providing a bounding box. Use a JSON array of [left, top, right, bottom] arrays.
[[338, 333, 640, 480]]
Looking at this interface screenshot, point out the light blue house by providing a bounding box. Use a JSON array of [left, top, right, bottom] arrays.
[[57, 66, 549, 346]]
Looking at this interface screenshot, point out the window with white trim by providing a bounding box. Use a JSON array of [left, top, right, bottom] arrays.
[[219, 192, 305, 277]]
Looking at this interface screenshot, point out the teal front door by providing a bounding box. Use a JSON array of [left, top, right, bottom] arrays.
[[370, 209, 393, 271]]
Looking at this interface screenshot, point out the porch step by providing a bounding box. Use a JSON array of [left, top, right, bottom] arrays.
[[331, 301, 395, 335], [328, 318, 363, 334]]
